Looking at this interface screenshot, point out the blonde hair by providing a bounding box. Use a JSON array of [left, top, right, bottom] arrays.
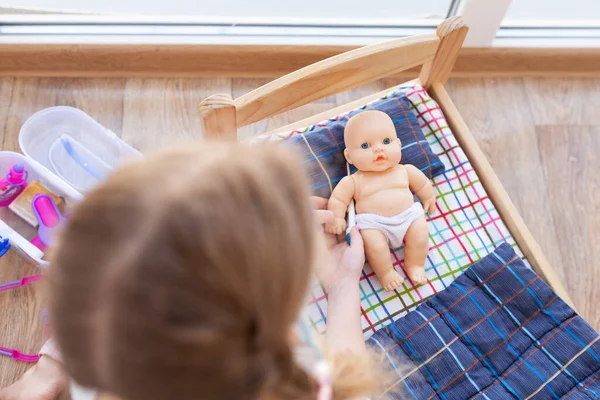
[[49, 142, 381, 400]]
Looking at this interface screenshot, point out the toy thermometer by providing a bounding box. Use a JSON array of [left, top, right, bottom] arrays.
[[346, 163, 356, 244]]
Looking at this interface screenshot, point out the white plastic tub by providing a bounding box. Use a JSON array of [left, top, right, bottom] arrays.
[[19, 106, 141, 193], [3, 107, 142, 265]]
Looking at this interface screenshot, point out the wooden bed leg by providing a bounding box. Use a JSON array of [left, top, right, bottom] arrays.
[[199, 93, 238, 141], [419, 16, 469, 90]]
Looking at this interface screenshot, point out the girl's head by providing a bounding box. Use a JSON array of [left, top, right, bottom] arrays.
[[49, 143, 323, 400]]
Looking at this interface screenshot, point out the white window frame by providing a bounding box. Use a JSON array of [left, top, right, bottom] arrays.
[[456, 0, 512, 47], [1, 0, 599, 47], [0, 14, 443, 45]]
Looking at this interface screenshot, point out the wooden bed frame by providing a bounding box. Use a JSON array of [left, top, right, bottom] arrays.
[[198, 16, 574, 308]]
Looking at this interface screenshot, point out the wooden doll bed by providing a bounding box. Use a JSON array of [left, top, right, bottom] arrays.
[[198, 16, 574, 315]]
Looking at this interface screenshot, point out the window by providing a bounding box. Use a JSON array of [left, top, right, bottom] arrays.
[[498, 0, 600, 46], [0, 0, 455, 44], [3, 0, 455, 20], [1, 0, 599, 47], [504, 0, 600, 25]]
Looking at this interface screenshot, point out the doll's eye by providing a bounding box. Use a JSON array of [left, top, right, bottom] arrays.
[[361, 142, 369, 149], [383, 138, 391, 145]]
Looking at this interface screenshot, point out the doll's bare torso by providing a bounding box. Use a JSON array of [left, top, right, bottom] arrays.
[[353, 164, 414, 217]]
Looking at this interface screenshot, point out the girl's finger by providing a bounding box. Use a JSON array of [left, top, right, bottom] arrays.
[[314, 209, 334, 225], [310, 196, 328, 210], [349, 226, 364, 250], [325, 232, 339, 249]]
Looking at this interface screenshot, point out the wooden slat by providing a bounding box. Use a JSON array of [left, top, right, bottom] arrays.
[[428, 82, 575, 308], [419, 16, 469, 89], [233, 34, 440, 127], [252, 81, 416, 140]]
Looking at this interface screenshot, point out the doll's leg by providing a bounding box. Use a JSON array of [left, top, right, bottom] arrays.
[[361, 228, 403, 291], [403, 216, 430, 285]]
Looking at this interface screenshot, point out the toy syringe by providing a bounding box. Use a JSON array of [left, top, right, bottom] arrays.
[[346, 162, 356, 245]]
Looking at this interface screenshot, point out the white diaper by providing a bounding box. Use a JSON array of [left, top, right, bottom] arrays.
[[356, 202, 424, 248]]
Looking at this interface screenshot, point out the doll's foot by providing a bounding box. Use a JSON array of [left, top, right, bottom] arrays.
[[380, 269, 404, 291], [405, 266, 428, 285], [0, 355, 68, 400]]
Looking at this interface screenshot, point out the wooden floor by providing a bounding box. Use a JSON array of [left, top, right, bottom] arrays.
[[0, 76, 599, 390]]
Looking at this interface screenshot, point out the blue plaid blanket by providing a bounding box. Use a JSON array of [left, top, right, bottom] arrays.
[[368, 243, 600, 399]]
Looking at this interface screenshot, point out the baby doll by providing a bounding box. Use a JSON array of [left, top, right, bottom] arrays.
[[326, 110, 436, 291]]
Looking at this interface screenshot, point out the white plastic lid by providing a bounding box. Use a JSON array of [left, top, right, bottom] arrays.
[[19, 106, 141, 194]]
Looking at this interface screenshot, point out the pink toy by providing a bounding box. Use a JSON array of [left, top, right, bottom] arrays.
[[31, 194, 66, 252], [0, 163, 28, 207]]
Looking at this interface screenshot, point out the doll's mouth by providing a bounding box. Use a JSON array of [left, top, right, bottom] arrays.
[[375, 155, 386, 162]]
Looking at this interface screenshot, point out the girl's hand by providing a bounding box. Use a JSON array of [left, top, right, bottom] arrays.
[[0, 355, 67, 400], [322, 227, 365, 291], [312, 197, 366, 354], [311, 197, 365, 290]]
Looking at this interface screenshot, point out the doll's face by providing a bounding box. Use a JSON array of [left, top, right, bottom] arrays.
[[343, 111, 401, 172]]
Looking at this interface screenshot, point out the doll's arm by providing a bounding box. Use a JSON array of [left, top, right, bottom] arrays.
[[406, 164, 436, 215], [325, 176, 355, 235]]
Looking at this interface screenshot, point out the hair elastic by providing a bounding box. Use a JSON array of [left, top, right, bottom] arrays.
[[0, 345, 40, 362], [0, 275, 44, 293], [0, 274, 45, 362]]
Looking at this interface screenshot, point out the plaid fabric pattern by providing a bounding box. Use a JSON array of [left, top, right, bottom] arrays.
[[281, 94, 445, 198], [367, 243, 600, 400], [254, 83, 523, 337]]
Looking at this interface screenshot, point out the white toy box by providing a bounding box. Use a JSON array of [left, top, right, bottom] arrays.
[[0, 106, 141, 265]]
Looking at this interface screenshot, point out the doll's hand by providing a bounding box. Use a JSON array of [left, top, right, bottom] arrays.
[[326, 217, 347, 235], [422, 195, 436, 215]]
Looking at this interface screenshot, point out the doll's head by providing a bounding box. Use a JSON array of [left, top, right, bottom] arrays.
[[48, 143, 377, 400], [343, 110, 401, 172]]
